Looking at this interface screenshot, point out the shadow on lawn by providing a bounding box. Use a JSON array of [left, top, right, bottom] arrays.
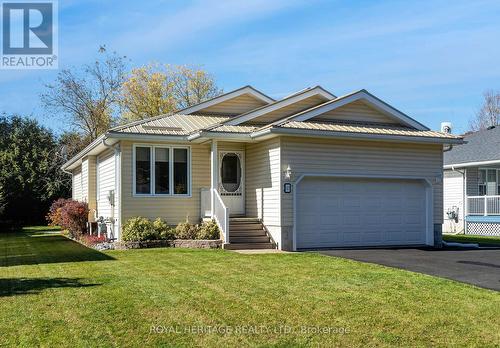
[[0, 278, 101, 297], [0, 228, 115, 267]]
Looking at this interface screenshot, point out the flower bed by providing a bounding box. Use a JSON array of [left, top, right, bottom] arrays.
[[113, 239, 222, 250]]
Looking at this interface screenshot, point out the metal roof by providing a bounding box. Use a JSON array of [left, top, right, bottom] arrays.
[[277, 120, 460, 140], [115, 114, 229, 135]]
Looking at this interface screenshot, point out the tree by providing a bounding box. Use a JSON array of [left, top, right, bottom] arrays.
[[0, 115, 70, 225], [41, 48, 128, 141], [120, 64, 177, 122], [171, 65, 223, 110], [120, 64, 222, 121], [469, 90, 500, 131]]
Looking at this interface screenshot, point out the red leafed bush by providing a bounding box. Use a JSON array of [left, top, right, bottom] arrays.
[[47, 199, 88, 238], [80, 234, 106, 246], [46, 198, 70, 227]]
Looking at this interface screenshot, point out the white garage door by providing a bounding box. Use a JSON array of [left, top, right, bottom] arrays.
[[296, 177, 428, 249]]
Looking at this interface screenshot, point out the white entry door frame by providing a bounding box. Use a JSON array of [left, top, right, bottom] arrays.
[[219, 151, 245, 215]]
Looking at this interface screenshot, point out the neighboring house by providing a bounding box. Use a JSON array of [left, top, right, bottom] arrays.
[[62, 85, 461, 250], [443, 126, 500, 236]]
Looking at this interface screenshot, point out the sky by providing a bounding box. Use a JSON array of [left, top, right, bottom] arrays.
[[1, 0, 500, 134]]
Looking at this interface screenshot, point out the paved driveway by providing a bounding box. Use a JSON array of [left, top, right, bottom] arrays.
[[318, 248, 500, 291]]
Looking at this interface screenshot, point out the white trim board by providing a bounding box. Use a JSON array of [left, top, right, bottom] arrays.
[[286, 90, 429, 131], [226, 86, 336, 126], [444, 159, 500, 169]]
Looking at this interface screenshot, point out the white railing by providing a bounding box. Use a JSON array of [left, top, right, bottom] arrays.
[[200, 188, 211, 218], [467, 195, 500, 216], [213, 189, 229, 243]]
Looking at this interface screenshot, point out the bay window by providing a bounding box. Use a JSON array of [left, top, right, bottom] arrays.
[[134, 145, 190, 196]]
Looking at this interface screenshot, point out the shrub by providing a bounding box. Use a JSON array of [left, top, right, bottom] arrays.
[[122, 217, 158, 242], [80, 234, 106, 246], [175, 221, 200, 239], [46, 198, 71, 227], [153, 218, 175, 240], [197, 220, 220, 240], [47, 199, 88, 238], [60, 200, 89, 238]]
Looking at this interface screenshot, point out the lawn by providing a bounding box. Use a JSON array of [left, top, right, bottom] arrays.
[[443, 233, 500, 246], [1, 227, 499, 347]]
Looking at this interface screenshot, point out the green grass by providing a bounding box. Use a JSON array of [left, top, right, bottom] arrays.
[[1, 227, 499, 347], [443, 233, 500, 246]]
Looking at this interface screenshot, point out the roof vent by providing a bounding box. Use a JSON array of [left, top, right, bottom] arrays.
[[441, 122, 452, 134], [487, 125, 496, 130]]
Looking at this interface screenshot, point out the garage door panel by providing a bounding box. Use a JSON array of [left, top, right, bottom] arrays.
[[296, 177, 427, 248]]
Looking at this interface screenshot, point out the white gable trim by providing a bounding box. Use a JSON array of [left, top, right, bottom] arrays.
[[290, 90, 429, 131], [226, 86, 336, 126], [178, 86, 274, 115]]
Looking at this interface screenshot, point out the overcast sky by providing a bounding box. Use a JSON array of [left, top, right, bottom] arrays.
[[1, 0, 500, 134]]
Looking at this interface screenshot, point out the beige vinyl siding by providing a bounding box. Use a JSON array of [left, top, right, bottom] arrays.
[[245, 95, 327, 124], [72, 165, 83, 201], [443, 170, 465, 233], [81, 158, 89, 202], [280, 136, 443, 250], [197, 94, 267, 116], [218, 141, 245, 152], [314, 100, 399, 124], [120, 140, 210, 225], [97, 149, 116, 219], [87, 156, 97, 219], [245, 138, 281, 244]]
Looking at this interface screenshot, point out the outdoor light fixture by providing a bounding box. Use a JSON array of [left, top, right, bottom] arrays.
[[284, 165, 292, 180]]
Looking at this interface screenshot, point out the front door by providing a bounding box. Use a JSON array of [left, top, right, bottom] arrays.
[[219, 151, 244, 215]]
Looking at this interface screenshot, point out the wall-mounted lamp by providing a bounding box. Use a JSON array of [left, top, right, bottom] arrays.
[[284, 165, 292, 180]]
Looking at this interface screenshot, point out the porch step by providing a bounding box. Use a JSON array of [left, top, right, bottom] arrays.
[[230, 235, 272, 243], [229, 217, 260, 224], [223, 242, 276, 250], [225, 217, 276, 250], [229, 224, 265, 231]]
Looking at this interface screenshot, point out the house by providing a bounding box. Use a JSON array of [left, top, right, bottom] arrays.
[[443, 125, 500, 236], [62, 85, 462, 250]]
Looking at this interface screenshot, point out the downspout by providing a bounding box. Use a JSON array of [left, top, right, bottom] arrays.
[[102, 138, 121, 240]]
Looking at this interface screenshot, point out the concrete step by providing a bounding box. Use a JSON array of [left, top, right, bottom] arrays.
[[229, 217, 260, 223], [223, 242, 276, 250], [230, 235, 271, 243], [229, 224, 264, 231], [229, 230, 267, 237]]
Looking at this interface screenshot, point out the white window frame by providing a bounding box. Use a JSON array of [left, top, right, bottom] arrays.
[[478, 168, 500, 196], [132, 144, 192, 197]]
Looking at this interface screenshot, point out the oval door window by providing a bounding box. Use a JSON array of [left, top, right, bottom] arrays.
[[221, 153, 241, 193]]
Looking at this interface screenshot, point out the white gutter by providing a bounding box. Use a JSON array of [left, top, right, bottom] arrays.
[[252, 127, 464, 145], [188, 131, 253, 142], [107, 131, 186, 142], [61, 134, 106, 171], [444, 159, 500, 169]]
